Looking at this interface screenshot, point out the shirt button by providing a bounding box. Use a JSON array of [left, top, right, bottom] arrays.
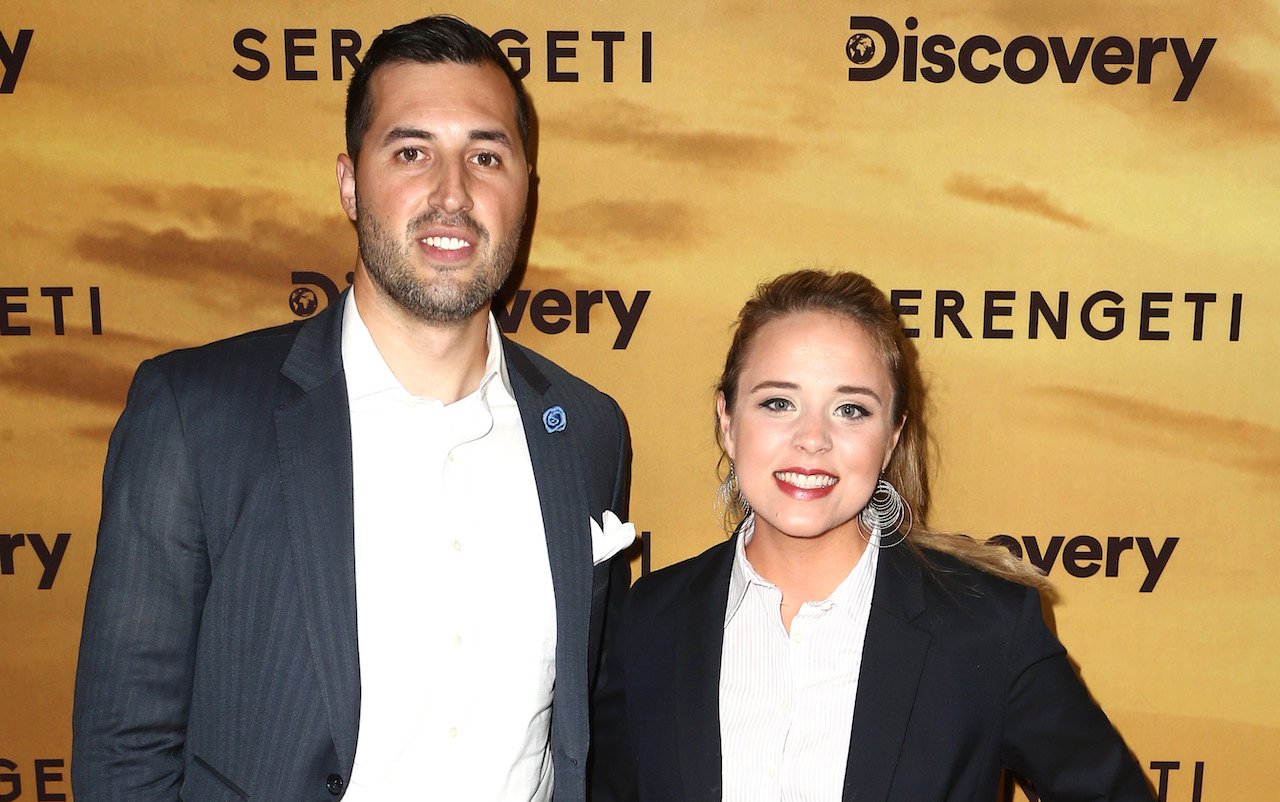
[[454, 635, 463, 646], [447, 451, 456, 462], [325, 773, 345, 795], [452, 540, 462, 552], [780, 698, 791, 711], [768, 766, 778, 779], [794, 632, 805, 644], [449, 726, 458, 738]]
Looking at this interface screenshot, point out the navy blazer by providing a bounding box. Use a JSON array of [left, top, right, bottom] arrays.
[[73, 294, 630, 801], [591, 536, 1155, 802]]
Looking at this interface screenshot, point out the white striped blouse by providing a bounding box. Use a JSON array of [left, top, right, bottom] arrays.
[[719, 516, 880, 801]]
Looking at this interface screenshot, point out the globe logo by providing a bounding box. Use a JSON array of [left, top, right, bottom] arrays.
[[846, 33, 876, 65], [289, 287, 319, 317]]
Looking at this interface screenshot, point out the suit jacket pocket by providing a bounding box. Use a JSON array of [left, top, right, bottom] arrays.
[[180, 754, 249, 801]]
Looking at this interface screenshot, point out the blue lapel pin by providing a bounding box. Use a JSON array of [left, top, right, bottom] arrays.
[[542, 405, 567, 433]]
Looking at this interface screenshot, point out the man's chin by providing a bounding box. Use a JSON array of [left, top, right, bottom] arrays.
[[398, 286, 494, 325]]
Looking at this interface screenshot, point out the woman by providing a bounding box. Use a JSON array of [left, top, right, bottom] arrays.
[[591, 270, 1153, 801]]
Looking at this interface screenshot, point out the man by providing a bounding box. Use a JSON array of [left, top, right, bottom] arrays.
[[72, 16, 631, 801]]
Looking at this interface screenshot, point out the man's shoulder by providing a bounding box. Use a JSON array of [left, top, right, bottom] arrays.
[[153, 318, 305, 371], [502, 337, 626, 438], [134, 317, 315, 407], [503, 337, 609, 399]]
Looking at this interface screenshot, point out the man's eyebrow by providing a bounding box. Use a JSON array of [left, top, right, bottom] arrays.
[[382, 127, 434, 146], [378, 127, 514, 150], [469, 129, 514, 148]]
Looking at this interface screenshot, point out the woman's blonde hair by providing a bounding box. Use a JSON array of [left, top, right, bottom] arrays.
[[715, 269, 1047, 589]]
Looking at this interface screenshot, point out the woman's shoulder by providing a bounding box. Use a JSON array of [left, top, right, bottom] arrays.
[[901, 544, 1043, 625], [626, 537, 735, 612]]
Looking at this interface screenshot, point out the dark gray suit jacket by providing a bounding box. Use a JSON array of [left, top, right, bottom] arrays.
[[591, 537, 1155, 802], [73, 295, 630, 801]]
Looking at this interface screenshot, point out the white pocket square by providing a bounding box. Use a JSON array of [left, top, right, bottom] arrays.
[[590, 510, 636, 565]]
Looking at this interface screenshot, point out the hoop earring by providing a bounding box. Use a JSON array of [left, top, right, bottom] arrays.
[[858, 478, 911, 548], [716, 462, 751, 516]]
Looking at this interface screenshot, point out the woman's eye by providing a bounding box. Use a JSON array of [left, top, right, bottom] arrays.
[[761, 398, 792, 412], [836, 403, 868, 418]]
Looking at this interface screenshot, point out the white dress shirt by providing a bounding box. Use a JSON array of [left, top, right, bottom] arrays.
[[342, 293, 556, 801], [719, 516, 879, 802]]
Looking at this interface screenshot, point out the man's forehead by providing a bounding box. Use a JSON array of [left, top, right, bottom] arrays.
[[368, 61, 518, 123]]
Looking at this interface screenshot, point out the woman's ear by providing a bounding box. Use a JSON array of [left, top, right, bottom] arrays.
[[716, 392, 735, 460], [883, 414, 905, 472]]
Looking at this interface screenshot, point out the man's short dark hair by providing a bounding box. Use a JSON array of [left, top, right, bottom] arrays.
[[344, 15, 531, 163]]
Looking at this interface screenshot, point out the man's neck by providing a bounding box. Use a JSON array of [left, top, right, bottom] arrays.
[[351, 276, 492, 404]]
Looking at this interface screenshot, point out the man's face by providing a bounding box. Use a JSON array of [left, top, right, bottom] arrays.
[[338, 60, 529, 324]]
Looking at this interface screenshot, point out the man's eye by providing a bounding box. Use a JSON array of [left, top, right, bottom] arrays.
[[473, 152, 500, 167], [399, 147, 421, 162]]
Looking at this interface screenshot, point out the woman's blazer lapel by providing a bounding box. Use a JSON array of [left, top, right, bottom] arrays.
[[673, 537, 736, 801], [665, 537, 934, 802], [842, 545, 933, 802]]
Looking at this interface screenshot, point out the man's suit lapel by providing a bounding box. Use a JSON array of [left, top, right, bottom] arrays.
[[503, 340, 595, 769], [675, 537, 735, 802], [275, 297, 361, 769], [842, 545, 933, 802]]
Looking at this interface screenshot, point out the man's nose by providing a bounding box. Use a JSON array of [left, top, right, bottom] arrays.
[[428, 159, 473, 214]]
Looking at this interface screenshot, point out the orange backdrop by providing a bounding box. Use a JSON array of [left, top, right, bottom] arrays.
[[2, 2, 1277, 799]]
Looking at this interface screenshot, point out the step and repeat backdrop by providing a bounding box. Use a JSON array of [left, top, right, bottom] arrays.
[[2, 1, 1277, 799]]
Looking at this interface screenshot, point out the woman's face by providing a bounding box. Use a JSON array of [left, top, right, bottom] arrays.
[[718, 311, 903, 545]]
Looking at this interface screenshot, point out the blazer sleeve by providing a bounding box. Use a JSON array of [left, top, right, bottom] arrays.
[[72, 360, 210, 801], [603, 394, 633, 659], [1000, 587, 1156, 801], [606, 395, 630, 520]]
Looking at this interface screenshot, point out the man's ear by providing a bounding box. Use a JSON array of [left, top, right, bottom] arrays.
[[716, 392, 735, 461], [336, 154, 358, 222]]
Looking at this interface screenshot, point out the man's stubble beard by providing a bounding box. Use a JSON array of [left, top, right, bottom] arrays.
[[355, 199, 526, 325]]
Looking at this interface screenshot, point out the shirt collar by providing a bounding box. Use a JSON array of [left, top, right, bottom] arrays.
[[341, 290, 515, 407], [724, 514, 879, 628], [725, 515, 762, 627]]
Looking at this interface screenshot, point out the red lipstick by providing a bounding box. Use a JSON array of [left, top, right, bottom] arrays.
[[772, 467, 838, 500]]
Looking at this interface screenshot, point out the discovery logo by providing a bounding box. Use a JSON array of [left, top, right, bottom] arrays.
[[847, 15, 1215, 101], [0, 29, 33, 94], [289, 271, 650, 350]]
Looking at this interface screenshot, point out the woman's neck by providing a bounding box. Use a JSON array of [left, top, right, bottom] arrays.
[[744, 519, 868, 630]]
